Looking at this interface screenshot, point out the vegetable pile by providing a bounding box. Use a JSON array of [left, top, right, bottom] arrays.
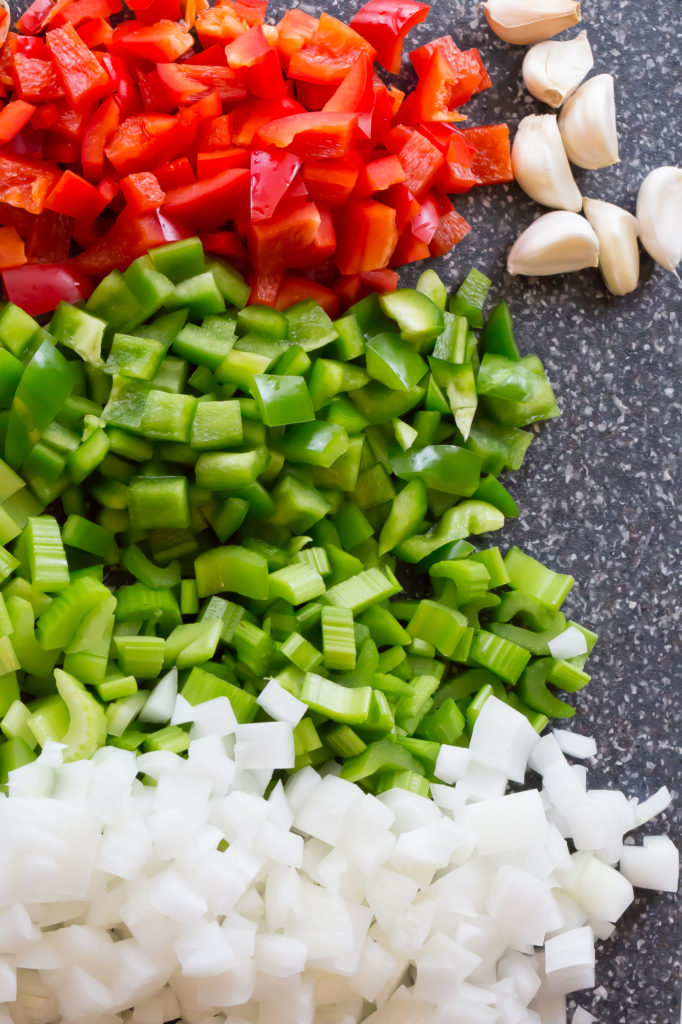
[[0, 236, 594, 793], [0, 0, 514, 310], [0, 698, 676, 1022]]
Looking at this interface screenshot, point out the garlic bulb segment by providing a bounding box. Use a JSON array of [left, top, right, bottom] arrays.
[[636, 166, 682, 273], [507, 211, 599, 276], [522, 31, 594, 107], [482, 0, 581, 45], [558, 74, 619, 169], [0, 0, 9, 46], [583, 198, 639, 295], [512, 115, 582, 212]]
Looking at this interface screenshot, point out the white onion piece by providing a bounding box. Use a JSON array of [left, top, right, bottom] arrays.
[[138, 668, 178, 723], [553, 730, 597, 760], [619, 836, 679, 892], [256, 679, 307, 726], [634, 785, 673, 826], [547, 625, 588, 659]]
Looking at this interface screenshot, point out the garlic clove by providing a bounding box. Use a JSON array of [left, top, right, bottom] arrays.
[[512, 114, 582, 212], [583, 197, 639, 295], [0, 0, 9, 46], [483, 0, 581, 45], [558, 74, 619, 170], [635, 166, 682, 273], [522, 31, 594, 108], [507, 211, 599, 276]]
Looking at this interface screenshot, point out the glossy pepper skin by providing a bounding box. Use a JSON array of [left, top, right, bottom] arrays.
[[350, 0, 429, 74]]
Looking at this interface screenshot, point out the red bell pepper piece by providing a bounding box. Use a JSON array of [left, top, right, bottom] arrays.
[[100, 54, 140, 118], [1, 262, 93, 315], [11, 55, 64, 102], [120, 171, 165, 214], [76, 206, 188, 275], [144, 63, 205, 110], [181, 88, 222, 123], [275, 9, 318, 70], [232, 95, 304, 146], [323, 54, 374, 138], [109, 20, 194, 63], [76, 18, 114, 48], [411, 45, 482, 121], [45, 168, 102, 217], [302, 156, 359, 206], [390, 227, 429, 267], [429, 207, 471, 257], [14, 37, 50, 59], [460, 124, 513, 185], [383, 181, 420, 233], [290, 200, 336, 269], [250, 149, 302, 222], [350, 0, 429, 75], [163, 166, 250, 231], [104, 111, 195, 177], [199, 229, 247, 260], [44, 136, 80, 162], [80, 94, 119, 180], [275, 275, 340, 318], [250, 266, 284, 305], [0, 226, 27, 270], [195, 1, 265, 47], [16, 0, 55, 36], [197, 113, 232, 151], [154, 155, 194, 190], [247, 199, 321, 273], [25, 209, 72, 262], [127, 0, 182, 25], [174, 64, 246, 105], [45, 22, 112, 110], [463, 48, 492, 91], [54, 0, 122, 27], [225, 24, 285, 100], [288, 14, 376, 86], [182, 43, 228, 67], [397, 129, 444, 198], [334, 198, 397, 275], [0, 150, 61, 214], [258, 111, 358, 160], [409, 190, 448, 244], [196, 147, 250, 178], [294, 80, 337, 111], [355, 153, 405, 196], [0, 101, 36, 145]]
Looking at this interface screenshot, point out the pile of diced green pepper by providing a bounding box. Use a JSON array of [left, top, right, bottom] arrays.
[[0, 238, 595, 795]]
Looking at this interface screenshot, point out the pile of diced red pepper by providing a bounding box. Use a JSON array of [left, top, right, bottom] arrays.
[[0, 0, 513, 314]]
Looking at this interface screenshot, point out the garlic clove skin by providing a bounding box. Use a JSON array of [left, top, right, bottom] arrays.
[[0, 0, 9, 46], [583, 198, 639, 295], [507, 211, 599, 276], [522, 31, 594, 108], [558, 74, 619, 169], [512, 114, 582, 212], [483, 0, 581, 45], [635, 166, 682, 273]]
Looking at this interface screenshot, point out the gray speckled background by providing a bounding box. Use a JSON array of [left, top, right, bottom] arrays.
[[8, 0, 681, 1018]]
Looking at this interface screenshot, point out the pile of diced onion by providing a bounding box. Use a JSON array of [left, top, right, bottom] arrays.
[[0, 695, 676, 1024]]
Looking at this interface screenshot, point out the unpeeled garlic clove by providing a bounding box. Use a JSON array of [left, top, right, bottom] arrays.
[[636, 166, 682, 273], [558, 74, 619, 169], [0, 0, 9, 45], [512, 114, 582, 211], [522, 31, 594, 107], [482, 0, 581, 45], [583, 198, 639, 295], [507, 210, 599, 276]]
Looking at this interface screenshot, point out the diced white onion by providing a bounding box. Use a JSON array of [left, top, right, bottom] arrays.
[[553, 729, 597, 760], [547, 626, 588, 659], [256, 679, 308, 726], [619, 835, 679, 892]]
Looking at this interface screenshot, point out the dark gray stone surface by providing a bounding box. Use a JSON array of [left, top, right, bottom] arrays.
[[7, 0, 680, 1019]]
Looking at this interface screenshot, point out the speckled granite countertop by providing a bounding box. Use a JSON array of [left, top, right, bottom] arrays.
[[8, 0, 681, 1018]]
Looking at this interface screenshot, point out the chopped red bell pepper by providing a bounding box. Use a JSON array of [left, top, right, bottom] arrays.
[[275, 9, 318, 69], [154, 155, 194, 189], [1, 262, 93, 314], [109, 20, 194, 63], [11, 54, 64, 102], [197, 113, 233, 150], [250, 265, 285, 305], [257, 111, 358, 160], [194, 1, 265, 47], [80, 93, 119, 180], [290, 200, 336, 268], [0, 226, 28, 269], [288, 13, 376, 85], [334, 198, 397, 275], [174, 64, 247, 104], [248, 198, 321, 272], [25, 208, 73, 262], [104, 111, 195, 177], [225, 24, 285, 100], [275, 274, 340, 317], [429, 207, 471, 257], [55, 0, 123, 28], [163, 166, 250, 230], [356, 153, 405, 196], [397, 129, 444, 198], [120, 170, 165, 214], [232, 94, 304, 146], [390, 227, 429, 267], [76, 17, 115, 47], [250, 149, 302, 222], [45, 22, 112, 110], [76, 206, 188, 274], [460, 124, 513, 185], [16, 0, 55, 37], [323, 54, 374, 138], [44, 136, 80, 162], [196, 147, 250, 177], [383, 181, 420, 233], [350, 0, 429, 74], [45, 167, 102, 217], [0, 100, 36, 144], [0, 149, 61, 214], [302, 156, 359, 206], [100, 53, 140, 118], [200, 229, 247, 260]]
